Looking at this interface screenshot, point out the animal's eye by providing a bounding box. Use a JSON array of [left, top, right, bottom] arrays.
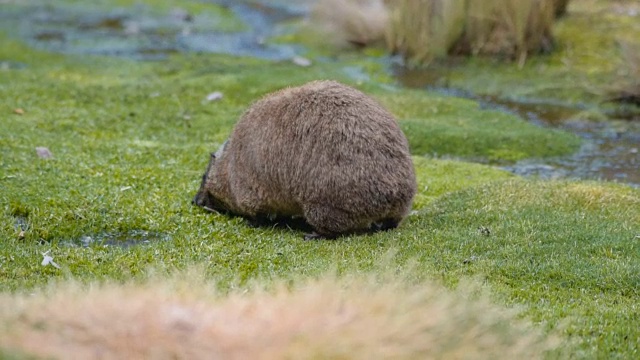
[[210, 152, 216, 159]]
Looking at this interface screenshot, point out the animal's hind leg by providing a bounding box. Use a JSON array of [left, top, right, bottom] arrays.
[[302, 203, 363, 240], [245, 213, 274, 228], [372, 217, 401, 232]]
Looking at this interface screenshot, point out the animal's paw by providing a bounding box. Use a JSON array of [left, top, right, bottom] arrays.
[[303, 232, 324, 241]]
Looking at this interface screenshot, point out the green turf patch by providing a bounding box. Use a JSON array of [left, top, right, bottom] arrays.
[[402, 180, 640, 357], [412, 157, 514, 209], [378, 90, 581, 161]]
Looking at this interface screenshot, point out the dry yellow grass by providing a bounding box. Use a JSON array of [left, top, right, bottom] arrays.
[[553, 0, 571, 17], [312, 0, 560, 64], [463, 0, 555, 64], [610, 41, 640, 105], [386, 0, 466, 63], [0, 272, 557, 359], [310, 0, 389, 47]]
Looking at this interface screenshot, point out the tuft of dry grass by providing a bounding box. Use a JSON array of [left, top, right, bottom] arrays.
[[0, 272, 557, 359], [309, 0, 389, 48], [386, 0, 466, 64], [553, 0, 571, 17], [387, 0, 556, 65], [609, 41, 640, 106], [312, 0, 559, 65], [454, 0, 555, 64]]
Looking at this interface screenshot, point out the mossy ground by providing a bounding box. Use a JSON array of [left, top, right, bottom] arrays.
[[0, 0, 639, 358]]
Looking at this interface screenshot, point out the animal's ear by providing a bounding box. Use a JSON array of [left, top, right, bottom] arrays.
[[210, 152, 216, 159]]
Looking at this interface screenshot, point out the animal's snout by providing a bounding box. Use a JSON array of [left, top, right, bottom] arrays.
[[192, 193, 201, 206], [193, 190, 215, 210]]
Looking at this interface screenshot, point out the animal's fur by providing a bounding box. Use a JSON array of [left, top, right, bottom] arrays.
[[194, 80, 416, 238], [0, 274, 557, 359]]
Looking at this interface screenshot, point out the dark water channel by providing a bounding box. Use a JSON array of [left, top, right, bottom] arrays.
[[484, 97, 639, 186], [3, 1, 638, 187]]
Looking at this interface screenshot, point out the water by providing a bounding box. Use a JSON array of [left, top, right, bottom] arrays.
[[0, 1, 305, 61], [480, 97, 639, 186], [13, 213, 167, 248], [13, 216, 29, 232], [395, 66, 640, 187], [77, 230, 170, 248]]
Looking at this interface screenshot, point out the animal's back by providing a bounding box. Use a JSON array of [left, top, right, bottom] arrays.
[[226, 80, 416, 237]]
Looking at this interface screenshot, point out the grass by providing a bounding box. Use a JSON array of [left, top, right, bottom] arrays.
[[309, 0, 389, 48], [386, 0, 466, 64], [553, 0, 571, 17], [405, 180, 640, 357], [461, 0, 555, 64], [608, 41, 640, 106], [1, 0, 639, 358], [378, 90, 580, 162], [403, 0, 640, 110]]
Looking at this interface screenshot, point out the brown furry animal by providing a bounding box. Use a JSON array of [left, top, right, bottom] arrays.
[[193, 80, 416, 239]]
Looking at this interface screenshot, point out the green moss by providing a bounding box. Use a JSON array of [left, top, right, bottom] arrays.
[[412, 157, 514, 209], [377, 90, 581, 161], [403, 180, 640, 357]]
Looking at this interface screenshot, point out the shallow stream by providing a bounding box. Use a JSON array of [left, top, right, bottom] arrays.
[[395, 67, 640, 186]]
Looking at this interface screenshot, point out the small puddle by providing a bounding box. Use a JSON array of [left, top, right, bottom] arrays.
[[395, 66, 640, 187], [77, 230, 170, 248], [13, 216, 29, 232]]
